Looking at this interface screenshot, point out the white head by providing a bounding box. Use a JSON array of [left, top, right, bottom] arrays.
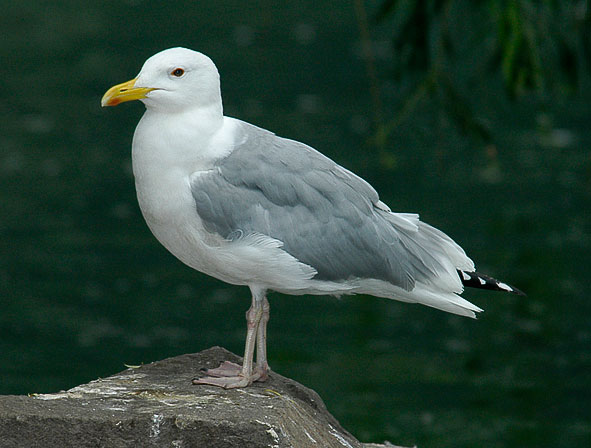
[[102, 47, 222, 114]]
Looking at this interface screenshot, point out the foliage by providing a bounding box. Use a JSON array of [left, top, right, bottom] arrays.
[[369, 0, 590, 144]]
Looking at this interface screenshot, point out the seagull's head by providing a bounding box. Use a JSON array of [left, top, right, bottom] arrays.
[[101, 47, 221, 112]]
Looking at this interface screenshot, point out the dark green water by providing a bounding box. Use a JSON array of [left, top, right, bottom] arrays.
[[1, 1, 590, 446]]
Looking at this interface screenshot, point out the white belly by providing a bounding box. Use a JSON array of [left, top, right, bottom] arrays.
[[135, 168, 229, 279], [131, 112, 242, 285]]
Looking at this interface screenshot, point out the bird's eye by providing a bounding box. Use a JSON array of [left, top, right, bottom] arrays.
[[171, 68, 185, 77]]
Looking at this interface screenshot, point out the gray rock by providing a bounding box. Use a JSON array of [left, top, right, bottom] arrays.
[[0, 347, 403, 448]]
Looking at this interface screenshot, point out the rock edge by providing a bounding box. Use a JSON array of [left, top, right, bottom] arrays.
[[0, 346, 404, 448]]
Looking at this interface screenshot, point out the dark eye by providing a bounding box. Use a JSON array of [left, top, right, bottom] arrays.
[[171, 68, 185, 77]]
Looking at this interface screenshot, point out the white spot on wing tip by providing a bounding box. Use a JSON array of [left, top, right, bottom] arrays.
[[461, 271, 471, 281], [478, 277, 486, 285], [497, 282, 513, 292]]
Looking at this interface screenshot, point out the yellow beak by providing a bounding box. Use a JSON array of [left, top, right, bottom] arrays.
[[101, 78, 155, 107]]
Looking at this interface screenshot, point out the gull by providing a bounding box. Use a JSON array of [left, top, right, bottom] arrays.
[[101, 47, 523, 389]]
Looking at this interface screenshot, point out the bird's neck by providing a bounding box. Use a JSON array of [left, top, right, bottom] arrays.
[[132, 104, 230, 176]]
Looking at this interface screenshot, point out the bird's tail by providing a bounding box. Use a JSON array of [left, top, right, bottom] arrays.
[[458, 270, 525, 296]]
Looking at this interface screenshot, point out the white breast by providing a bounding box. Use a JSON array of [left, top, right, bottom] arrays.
[[130, 110, 241, 280]]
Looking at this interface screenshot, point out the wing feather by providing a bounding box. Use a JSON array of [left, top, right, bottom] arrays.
[[191, 122, 472, 293]]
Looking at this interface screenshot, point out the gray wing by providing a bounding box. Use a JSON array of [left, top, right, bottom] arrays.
[[191, 122, 430, 291]]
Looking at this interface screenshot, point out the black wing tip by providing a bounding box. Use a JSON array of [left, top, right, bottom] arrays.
[[458, 270, 526, 296]]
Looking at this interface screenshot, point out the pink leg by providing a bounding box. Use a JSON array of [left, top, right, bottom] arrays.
[[254, 296, 270, 380], [193, 288, 270, 389]]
